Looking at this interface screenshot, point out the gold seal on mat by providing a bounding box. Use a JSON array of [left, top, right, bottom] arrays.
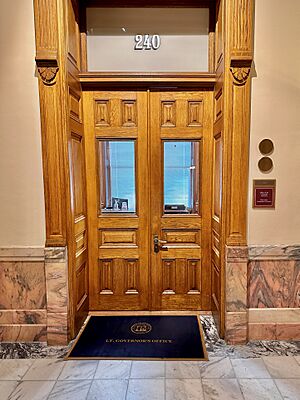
[[130, 322, 152, 334]]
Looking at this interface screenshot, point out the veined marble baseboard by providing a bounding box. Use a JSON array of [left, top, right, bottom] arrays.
[[248, 308, 300, 340], [249, 308, 300, 324], [0, 247, 45, 262], [249, 245, 300, 260]]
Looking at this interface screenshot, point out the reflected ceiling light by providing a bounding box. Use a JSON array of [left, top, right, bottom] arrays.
[[122, 27, 126, 32]]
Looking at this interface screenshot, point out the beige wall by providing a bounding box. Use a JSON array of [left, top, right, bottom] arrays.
[[248, 0, 300, 245], [0, 0, 299, 247], [0, 0, 45, 246]]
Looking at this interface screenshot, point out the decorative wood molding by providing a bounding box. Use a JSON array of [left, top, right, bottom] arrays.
[[79, 72, 217, 88], [230, 66, 251, 86], [230, 57, 253, 86], [36, 59, 59, 86], [37, 65, 59, 85]]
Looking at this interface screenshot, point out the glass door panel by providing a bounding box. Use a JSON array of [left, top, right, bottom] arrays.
[[98, 140, 136, 213], [164, 141, 200, 215]]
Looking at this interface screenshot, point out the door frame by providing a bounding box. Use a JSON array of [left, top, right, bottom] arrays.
[[33, 0, 254, 344]]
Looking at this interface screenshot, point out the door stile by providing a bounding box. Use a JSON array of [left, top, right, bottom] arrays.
[[149, 92, 162, 310]]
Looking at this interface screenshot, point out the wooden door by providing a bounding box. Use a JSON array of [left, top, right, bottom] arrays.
[[85, 89, 213, 311], [149, 91, 213, 310], [84, 91, 149, 310]]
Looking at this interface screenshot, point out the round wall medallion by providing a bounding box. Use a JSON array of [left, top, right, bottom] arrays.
[[130, 322, 152, 335], [258, 157, 273, 173], [259, 139, 274, 155]]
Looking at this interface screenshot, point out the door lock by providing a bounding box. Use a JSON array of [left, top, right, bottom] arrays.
[[153, 235, 168, 253]]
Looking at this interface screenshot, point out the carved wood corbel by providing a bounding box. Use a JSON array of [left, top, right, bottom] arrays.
[[230, 57, 253, 86], [36, 55, 59, 86]]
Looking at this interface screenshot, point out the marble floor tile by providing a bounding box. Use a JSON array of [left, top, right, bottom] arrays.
[[126, 379, 164, 400], [166, 361, 201, 379], [22, 359, 65, 380], [0, 359, 33, 380], [262, 356, 300, 378], [8, 381, 55, 400], [94, 360, 131, 379], [295, 356, 300, 365], [275, 379, 300, 400], [231, 358, 271, 378], [58, 360, 98, 380], [199, 357, 235, 379], [166, 378, 204, 400], [0, 381, 19, 400], [87, 379, 128, 400], [48, 380, 91, 400], [130, 361, 165, 378], [239, 379, 282, 400], [202, 379, 244, 400]]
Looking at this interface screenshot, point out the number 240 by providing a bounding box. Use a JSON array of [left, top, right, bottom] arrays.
[[134, 34, 161, 50]]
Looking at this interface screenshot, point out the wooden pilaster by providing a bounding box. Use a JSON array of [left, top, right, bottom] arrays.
[[223, 0, 254, 247], [33, 0, 69, 247]]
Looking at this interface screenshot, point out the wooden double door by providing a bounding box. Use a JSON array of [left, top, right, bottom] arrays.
[[84, 90, 213, 311]]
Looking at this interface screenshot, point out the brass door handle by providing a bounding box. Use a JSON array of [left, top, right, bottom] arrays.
[[153, 235, 168, 253]]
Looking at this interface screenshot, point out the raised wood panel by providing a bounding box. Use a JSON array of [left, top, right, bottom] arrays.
[[214, 88, 223, 122], [70, 134, 85, 218], [212, 229, 220, 255], [95, 100, 111, 127], [75, 261, 88, 311], [187, 101, 203, 127], [215, 0, 223, 68], [67, 0, 80, 68], [74, 215, 86, 235], [213, 135, 222, 218], [187, 259, 201, 294], [162, 230, 200, 245], [162, 259, 176, 294], [125, 259, 139, 294], [100, 230, 137, 247], [75, 231, 86, 254], [99, 259, 113, 294], [122, 100, 137, 127], [161, 101, 176, 127], [69, 88, 82, 123], [212, 262, 220, 311], [98, 248, 139, 259]]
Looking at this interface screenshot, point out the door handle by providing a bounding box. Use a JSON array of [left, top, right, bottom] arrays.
[[153, 235, 168, 253]]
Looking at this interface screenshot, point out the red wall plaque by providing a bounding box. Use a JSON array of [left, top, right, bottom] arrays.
[[253, 180, 276, 209]]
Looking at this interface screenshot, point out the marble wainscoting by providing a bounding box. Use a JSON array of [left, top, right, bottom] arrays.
[[225, 246, 248, 345], [248, 245, 300, 341], [0, 248, 47, 342], [45, 247, 69, 346]]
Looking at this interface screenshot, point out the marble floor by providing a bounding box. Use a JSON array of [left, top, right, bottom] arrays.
[[0, 316, 299, 399]]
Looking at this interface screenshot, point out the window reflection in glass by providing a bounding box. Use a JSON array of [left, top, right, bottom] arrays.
[[164, 141, 200, 214], [98, 140, 136, 213]]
